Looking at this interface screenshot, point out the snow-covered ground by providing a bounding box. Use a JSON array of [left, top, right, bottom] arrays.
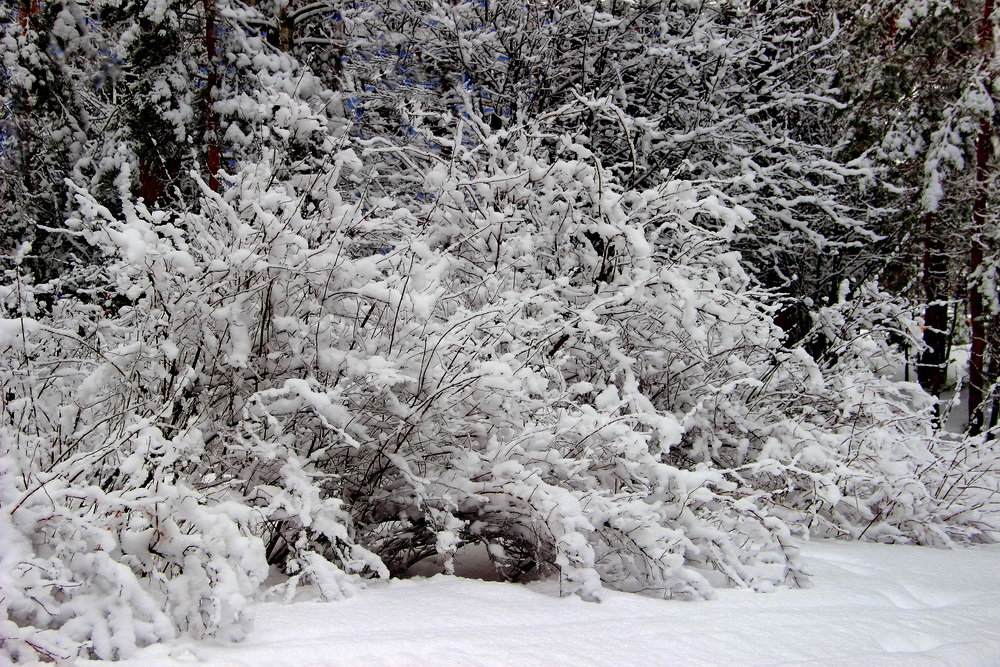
[[85, 540, 1000, 666]]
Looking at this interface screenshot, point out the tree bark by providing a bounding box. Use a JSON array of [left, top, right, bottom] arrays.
[[969, 123, 991, 434], [968, 0, 995, 435], [918, 213, 950, 397], [17, 0, 39, 29]]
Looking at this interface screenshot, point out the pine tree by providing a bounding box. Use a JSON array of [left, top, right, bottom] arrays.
[[833, 0, 999, 431], [1, 0, 97, 291]]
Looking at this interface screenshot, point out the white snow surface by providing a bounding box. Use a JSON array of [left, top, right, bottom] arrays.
[[84, 540, 1000, 666]]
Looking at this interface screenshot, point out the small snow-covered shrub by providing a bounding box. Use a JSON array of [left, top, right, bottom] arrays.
[[0, 451, 264, 659], [1, 154, 386, 660], [724, 280, 999, 546]]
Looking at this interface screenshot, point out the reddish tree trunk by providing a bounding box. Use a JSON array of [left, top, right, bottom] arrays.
[[138, 156, 181, 205], [885, 10, 899, 46], [139, 158, 165, 204], [17, 0, 39, 28]]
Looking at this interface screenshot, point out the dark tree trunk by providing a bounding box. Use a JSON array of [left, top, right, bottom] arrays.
[[917, 214, 950, 397], [968, 124, 990, 434], [265, 6, 294, 52], [969, 0, 995, 435], [278, 6, 294, 52]]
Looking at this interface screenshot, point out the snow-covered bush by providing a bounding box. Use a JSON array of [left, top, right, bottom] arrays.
[[4, 81, 998, 660], [1, 160, 380, 659], [4, 0, 1000, 663], [724, 280, 978, 545]]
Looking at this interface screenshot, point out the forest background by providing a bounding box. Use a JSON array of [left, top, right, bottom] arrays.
[[2, 0, 999, 661]]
